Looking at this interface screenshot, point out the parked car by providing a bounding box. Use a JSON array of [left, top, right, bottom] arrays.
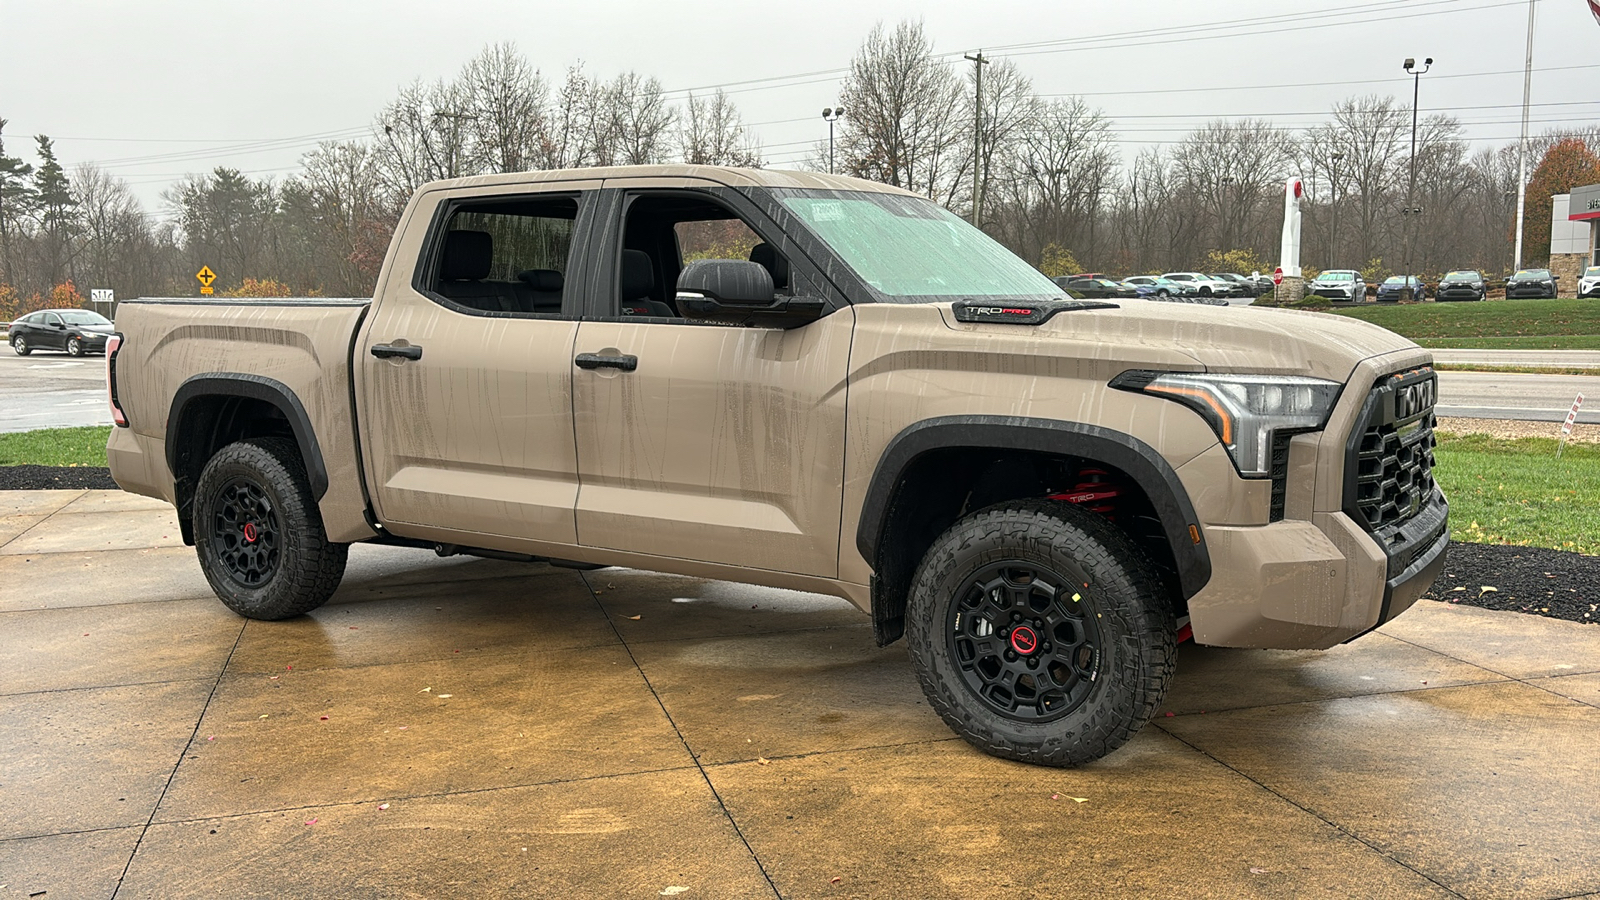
[[1375, 276, 1428, 303], [1307, 270, 1366, 302], [1580, 266, 1600, 299], [1244, 271, 1275, 295], [1506, 268, 1558, 299], [1120, 275, 1192, 298], [1436, 270, 1487, 302], [106, 164, 1446, 769], [1162, 272, 1242, 297], [1208, 273, 1265, 298], [1053, 276, 1137, 299], [8, 308, 116, 356]]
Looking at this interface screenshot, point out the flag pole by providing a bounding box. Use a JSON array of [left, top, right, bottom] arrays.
[[1513, 0, 1538, 271]]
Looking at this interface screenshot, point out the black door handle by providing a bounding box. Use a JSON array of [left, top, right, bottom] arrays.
[[371, 343, 422, 360], [575, 353, 638, 372]]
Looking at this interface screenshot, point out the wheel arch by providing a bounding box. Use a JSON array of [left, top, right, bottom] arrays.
[[856, 416, 1212, 645], [166, 374, 329, 544]]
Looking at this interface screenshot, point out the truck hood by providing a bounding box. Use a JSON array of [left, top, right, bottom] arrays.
[[939, 300, 1421, 383]]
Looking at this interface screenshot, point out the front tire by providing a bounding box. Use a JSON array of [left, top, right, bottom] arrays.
[[11, 336, 30, 356], [906, 500, 1175, 767], [193, 437, 348, 620]]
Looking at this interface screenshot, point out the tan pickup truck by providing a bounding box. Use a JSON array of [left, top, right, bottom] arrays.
[[106, 165, 1447, 766]]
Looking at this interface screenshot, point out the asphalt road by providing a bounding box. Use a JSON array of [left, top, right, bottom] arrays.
[[0, 349, 112, 433], [2, 334, 1595, 433]]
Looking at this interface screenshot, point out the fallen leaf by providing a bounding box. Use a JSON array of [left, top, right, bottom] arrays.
[[1479, 586, 1498, 595], [660, 888, 690, 897], [206, 735, 215, 741], [757, 757, 770, 765], [831, 878, 842, 884], [419, 687, 432, 693], [437, 694, 453, 699], [320, 716, 329, 721], [626, 615, 642, 620], [737, 694, 780, 702], [377, 803, 390, 811], [1249, 866, 1269, 875], [304, 818, 318, 826], [1070, 797, 1088, 803], [1050, 793, 1060, 800], [258, 714, 269, 719]]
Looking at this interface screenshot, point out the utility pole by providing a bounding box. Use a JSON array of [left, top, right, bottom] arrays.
[[1403, 57, 1431, 302], [1330, 149, 1344, 269], [964, 50, 989, 228], [1513, 0, 1537, 271]]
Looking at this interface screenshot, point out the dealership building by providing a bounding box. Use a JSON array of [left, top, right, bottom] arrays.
[[1551, 182, 1600, 289]]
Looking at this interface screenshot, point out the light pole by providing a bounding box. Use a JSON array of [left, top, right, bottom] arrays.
[[1403, 57, 1432, 301], [1329, 150, 1344, 269], [822, 107, 844, 175]]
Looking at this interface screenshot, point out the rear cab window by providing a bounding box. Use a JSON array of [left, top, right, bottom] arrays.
[[420, 194, 581, 317]]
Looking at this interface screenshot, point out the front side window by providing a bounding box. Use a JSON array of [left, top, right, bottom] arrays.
[[774, 189, 1062, 304], [424, 195, 579, 316], [613, 192, 793, 320]]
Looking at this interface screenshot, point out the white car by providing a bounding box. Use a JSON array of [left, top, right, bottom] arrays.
[[1580, 265, 1600, 299], [1161, 272, 1241, 298], [1307, 270, 1366, 302]]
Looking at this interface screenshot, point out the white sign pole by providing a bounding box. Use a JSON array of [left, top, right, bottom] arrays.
[[1558, 392, 1585, 458]]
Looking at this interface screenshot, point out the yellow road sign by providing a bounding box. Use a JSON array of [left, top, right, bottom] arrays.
[[196, 266, 216, 287], [201, 286, 215, 295]]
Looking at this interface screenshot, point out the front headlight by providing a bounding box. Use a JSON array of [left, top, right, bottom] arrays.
[[1111, 372, 1342, 477]]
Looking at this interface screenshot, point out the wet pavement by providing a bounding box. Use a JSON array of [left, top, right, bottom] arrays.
[[2, 490, 1600, 899]]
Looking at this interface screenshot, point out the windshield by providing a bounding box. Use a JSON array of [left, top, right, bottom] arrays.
[[1444, 271, 1478, 280], [1382, 277, 1406, 285], [1586, 267, 1600, 276], [1317, 272, 1355, 282], [777, 189, 1062, 303], [56, 311, 111, 325], [1514, 270, 1549, 279]]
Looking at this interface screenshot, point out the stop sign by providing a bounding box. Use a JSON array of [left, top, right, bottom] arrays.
[[1273, 267, 1284, 285]]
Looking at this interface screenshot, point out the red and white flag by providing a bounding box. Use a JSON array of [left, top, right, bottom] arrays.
[[1591, 0, 1600, 27]]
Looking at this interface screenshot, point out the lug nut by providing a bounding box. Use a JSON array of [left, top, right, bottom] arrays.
[[1042, 643, 1052, 653], [1005, 650, 1017, 661]]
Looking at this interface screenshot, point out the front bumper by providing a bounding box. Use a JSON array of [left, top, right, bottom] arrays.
[[1507, 283, 1555, 298], [1579, 281, 1600, 298], [1437, 286, 1484, 300], [1180, 358, 1448, 649]]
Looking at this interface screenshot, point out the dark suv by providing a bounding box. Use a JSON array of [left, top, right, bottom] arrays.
[[1436, 271, 1486, 302], [1506, 269, 1558, 299]]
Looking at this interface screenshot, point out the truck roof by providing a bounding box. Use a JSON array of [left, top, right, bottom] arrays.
[[415, 165, 917, 196]]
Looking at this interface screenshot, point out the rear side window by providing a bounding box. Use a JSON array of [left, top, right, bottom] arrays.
[[422, 194, 580, 317]]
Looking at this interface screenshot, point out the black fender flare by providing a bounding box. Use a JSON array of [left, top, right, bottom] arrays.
[[166, 373, 330, 499], [856, 415, 1212, 599]]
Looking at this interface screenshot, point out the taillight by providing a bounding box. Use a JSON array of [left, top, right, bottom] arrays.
[[106, 333, 128, 427]]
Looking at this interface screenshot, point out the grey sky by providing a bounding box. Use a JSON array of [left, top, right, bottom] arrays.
[[2, 0, 1596, 209]]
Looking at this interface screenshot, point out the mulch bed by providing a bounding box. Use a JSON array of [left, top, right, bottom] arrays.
[[0, 467, 1593, 627], [0, 465, 120, 491], [1423, 541, 1598, 626]]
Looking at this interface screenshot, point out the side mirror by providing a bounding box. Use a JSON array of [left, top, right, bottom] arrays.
[[676, 259, 825, 329]]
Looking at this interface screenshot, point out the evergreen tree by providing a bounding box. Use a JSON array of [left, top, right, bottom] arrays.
[[0, 118, 38, 285], [34, 135, 79, 285]]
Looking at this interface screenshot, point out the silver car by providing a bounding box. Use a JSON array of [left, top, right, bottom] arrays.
[[1307, 270, 1366, 302], [1161, 271, 1240, 298]]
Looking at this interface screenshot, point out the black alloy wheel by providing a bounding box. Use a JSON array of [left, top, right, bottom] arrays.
[[193, 437, 348, 620], [907, 499, 1175, 767], [209, 475, 281, 587], [946, 561, 1103, 722]]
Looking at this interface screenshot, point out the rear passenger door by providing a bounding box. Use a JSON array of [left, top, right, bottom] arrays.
[[568, 180, 854, 578], [357, 182, 600, 546]]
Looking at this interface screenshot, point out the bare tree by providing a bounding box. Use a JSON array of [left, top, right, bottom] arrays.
[[371, 78, 474, 204], [837, 20, 967, 204], [679, 90, 762, 167], [1171, 119, 1293, 259], [987, 97, 1117, 267], [963, 58, 1036, 224], [458, 42, 549, 174]]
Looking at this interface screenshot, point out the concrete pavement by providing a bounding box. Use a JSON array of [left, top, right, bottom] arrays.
[[3, 491, 1600, 898]]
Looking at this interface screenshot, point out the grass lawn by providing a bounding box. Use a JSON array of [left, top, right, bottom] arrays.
[[1325, 298, 1600, 349], [1433, 431, 1600, 555], [0, 425, 112, 467]]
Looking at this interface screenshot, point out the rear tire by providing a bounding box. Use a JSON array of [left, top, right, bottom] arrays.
[[906, 499, 1176, 767], [193, 437, 347, 620], [11, 336, 30, 356]]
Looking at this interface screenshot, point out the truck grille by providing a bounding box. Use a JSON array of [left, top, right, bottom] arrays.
[[1345, 367, 1439, 532]]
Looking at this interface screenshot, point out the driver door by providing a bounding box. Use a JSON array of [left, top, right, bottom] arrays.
[[569, 181, 853, 577]]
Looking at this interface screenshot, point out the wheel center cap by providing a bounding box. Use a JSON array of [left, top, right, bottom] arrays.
[[242, 522, 258, 543], [1009, 625, 1039, 655]]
